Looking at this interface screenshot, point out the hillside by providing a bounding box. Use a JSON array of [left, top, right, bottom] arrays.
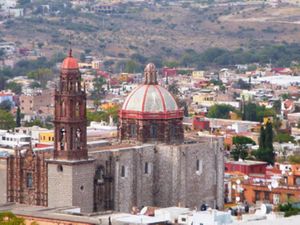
[[2, 1, 300, 66]]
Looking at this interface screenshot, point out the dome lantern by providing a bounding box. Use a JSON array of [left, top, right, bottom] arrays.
[[144, 63, 158, 85]]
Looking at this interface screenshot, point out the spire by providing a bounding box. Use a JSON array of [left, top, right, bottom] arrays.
[[144, 63, 158, 85], [68, 34, 73, 57]]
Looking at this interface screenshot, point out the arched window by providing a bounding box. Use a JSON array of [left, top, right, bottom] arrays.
[[76, 128, 81, 149], [26, 172, 33, 188], [170, 124, 176, 139], [60, 128, 66, 150], [130, 124, 137, 137], [95, 166, 105, 184], [150, 124, 157, 139], [61, 100, 65, 117], [76, 102, 80, 117]]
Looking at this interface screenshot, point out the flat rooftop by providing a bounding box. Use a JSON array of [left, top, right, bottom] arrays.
[[226, 160, 268, 166]]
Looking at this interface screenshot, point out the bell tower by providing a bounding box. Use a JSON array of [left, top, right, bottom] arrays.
[[53, 49, 87, 160], [47, 50, 94, 213]]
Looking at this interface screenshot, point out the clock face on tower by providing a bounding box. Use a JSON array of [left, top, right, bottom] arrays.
[[53, 50, 88, 161]]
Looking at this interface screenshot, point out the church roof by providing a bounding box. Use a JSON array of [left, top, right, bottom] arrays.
[[120, 63, 183, 120], [61, 50, 79, 70], [122, 84, 178, 113]]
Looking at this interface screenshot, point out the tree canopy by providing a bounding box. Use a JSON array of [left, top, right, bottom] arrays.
[[255, 122, 275, 165], [274, 133, 295, 143], [231, 136, 255, 161], [207, 104, 236, 119], [0, 211, 25, 225], [0, 109, 15, 130]]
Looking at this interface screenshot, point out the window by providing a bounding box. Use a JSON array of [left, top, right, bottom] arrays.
[[57, 165, 63, 172], [264, 192, 270, 201], [255, 191, 260, 201], [130, 124, 137, 137], [121, 166, 126, 178], [76, 102, 80, 117], [170, 124, 176, 138], [60, 128, 66, 150], [26, 173, 33, 188], [287, 193, 294, 201], [144, 162, 149, 174], [196, 159, 203, 175], [150, 124, 157, 138]]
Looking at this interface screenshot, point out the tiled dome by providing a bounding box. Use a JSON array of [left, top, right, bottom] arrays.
[[120, 63, 182, 120], [122, 84, 178, 113], [61, 50, 79, 70]]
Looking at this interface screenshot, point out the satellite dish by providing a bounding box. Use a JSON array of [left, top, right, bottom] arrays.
[[268, 184, 272, 191], [244, 175, 249, 180], [236, 196, 240, 202], [236, 179, 241, 185], [271, 181, 279, 188], [261, 204, 272, 214]]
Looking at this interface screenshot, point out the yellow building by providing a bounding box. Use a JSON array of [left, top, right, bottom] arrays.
[[192, 71, 205, 79], [39, 131, 54, 143], [119, 73, 131, 83], [192, 92, 215, 105], [101, 102, 118, 110]]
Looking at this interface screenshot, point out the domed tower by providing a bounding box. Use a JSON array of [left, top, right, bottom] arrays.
[[119, 63, 184, 144], [53, 50, 87, 160], [48, 50, 94, 213]]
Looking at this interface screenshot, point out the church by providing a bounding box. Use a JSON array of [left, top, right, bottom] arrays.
[[0, 52, 224, 213]]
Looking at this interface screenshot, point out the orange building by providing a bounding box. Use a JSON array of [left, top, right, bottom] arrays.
[[242, 164, 300, 205], [242, 180, 300, 205]]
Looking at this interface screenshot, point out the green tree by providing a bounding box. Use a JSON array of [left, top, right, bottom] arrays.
[[168, 81, 180, 96], [0, 109, 15, 130], [230, 136, 255, 161], [273, 100, 281, 114], [274, 133, 295, 143], [105, 105, 120, 123], [243, 102, 257, 121], [255, 122, 275, 165], [124, 60, 141, 73], [29, 81, 41, 89], [243, 102, 275, 122], [6, 82, 22, 94], [16, 106, 21, 127], [288, 155, 300, 164], [207, 104, 236, 119], [281, 93, 291, 100], [259, 126, 266, 149], [87, 111, 108, 124], [265, 121, 274, 150], [27, 68, 52, 88], [91, 76, 106, 110], [0, 211, 25, 225], [0, 100, 12, 111]]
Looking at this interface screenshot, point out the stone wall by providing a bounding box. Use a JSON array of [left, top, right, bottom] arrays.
[[90, 145, 155, 212], [89, 138, 224, 212], [47, 160, 94, 213], [0, 158, 7, 204], [154, 138, 224, 209]]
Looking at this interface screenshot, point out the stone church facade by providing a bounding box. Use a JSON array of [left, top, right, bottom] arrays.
[[0, 52, 224, 213]]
